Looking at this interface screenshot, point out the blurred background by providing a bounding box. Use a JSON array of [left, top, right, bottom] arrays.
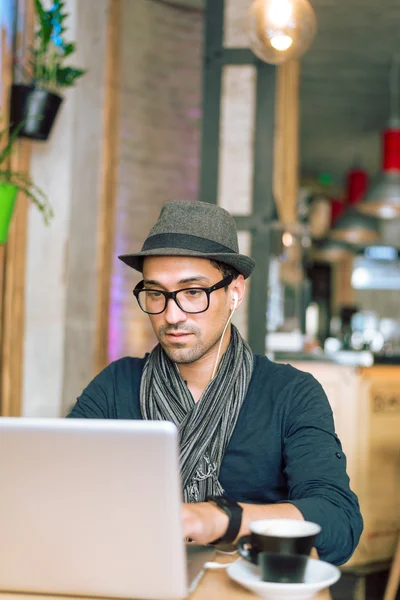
[[0, 1, 400, 596]]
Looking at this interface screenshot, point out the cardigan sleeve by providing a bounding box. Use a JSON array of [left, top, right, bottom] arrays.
[[66, 356, 146, 419], [280, 372, 363, 565], [67, 364, 114, 418]]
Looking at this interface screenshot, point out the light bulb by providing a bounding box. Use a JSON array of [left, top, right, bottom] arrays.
[[248, 0, 318, 65], [282, 232, 294, 247], [271, 34, 293, 51], [378, 205, 400, 218], [268, 0, 293, 27]]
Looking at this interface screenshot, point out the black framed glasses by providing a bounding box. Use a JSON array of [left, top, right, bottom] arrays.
[[133, 274, 234, 314]]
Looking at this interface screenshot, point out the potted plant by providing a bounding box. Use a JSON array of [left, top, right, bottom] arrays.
[[0, 114, 53, 243], [10, 0, 86, 141]]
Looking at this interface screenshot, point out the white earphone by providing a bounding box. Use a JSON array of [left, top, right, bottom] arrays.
[[232, 292, 238, 311], [210, 292, 239, 380]]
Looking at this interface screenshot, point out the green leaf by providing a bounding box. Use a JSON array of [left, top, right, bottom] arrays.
[[56, 66, 86, 87], [24, 0, 87, 90], [63, 42, 75, 57], [0, 120, 26, 166], [1, 170, 53, 225], [34, 0, 53, 49], [0, 110, 53, 226], [34, 0, 46, 24]]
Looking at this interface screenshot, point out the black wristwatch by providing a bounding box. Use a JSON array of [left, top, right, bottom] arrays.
[[206, 495, 243, 544]]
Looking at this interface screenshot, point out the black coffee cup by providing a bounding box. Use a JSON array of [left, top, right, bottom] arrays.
[[237, 519, 321, 582], [257, 551, 310, 583]]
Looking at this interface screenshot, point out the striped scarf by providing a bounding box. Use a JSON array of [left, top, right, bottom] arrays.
[[140, 325, 254, 502]]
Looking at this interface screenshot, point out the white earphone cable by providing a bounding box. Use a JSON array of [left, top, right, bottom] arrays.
[[210, 301, 237, 381]]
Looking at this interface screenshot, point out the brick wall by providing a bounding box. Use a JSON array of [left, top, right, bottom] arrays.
[[108, 0, 204, 361]]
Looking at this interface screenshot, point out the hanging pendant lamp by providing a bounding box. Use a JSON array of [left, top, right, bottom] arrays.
[[248, 0, 317, 65], [358, 57, 400, 218], [330, 197, 346, 225], [346, 166, 369, 207], [358, 127, 400, 218], [330, 211, 379, 244], [330, 165, 380, 245]]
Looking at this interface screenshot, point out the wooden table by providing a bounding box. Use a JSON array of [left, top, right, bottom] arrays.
[[190, 553, 332, 599], [0, 554, 332, 600]]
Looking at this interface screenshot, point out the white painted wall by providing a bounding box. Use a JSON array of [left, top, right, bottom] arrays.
[[22, 0, 108, 417]]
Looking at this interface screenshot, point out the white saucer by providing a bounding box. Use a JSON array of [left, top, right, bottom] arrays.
[[227, 557, 340, 600]]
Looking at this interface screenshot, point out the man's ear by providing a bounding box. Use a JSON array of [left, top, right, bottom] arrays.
[[230, 275, 245, 310]]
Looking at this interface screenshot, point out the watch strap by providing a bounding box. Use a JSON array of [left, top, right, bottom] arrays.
[[206, 495, 243, 544]]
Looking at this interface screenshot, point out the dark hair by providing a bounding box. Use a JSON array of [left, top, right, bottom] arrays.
[[209, 259, 240, 285]]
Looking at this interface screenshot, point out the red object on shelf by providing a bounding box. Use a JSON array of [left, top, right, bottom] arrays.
[[330, 198, 345, 225], [346, 167, 369, 205], [382, 128, 400, 171]]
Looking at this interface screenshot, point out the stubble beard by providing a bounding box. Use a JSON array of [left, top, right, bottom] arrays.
[[157, 326, 222, 365]]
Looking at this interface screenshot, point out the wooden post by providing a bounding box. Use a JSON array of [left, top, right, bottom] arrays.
[[273, 60, 300, 227], [384, 533, 400, 600], [0, 8, 13, 362], [0, 0, 33, 416], [94, 0, 122, 375], [331, 255, 355, 314]]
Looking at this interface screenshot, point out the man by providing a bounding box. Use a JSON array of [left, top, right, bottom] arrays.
[[68, 200, 363, 565]]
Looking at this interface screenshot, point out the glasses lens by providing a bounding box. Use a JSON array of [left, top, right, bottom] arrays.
[[137, 290, 166, 314], [176, 289, 208, 313]]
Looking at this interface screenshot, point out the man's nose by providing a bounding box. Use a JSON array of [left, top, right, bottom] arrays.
[[164, 297, 187, 324]]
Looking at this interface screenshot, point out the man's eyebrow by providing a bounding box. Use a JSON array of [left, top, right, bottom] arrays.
[[178, 276, 210, 285], [143, 276, 210, 288]]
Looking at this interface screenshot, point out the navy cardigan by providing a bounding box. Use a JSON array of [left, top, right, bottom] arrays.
[[68, 354, 363, 565]]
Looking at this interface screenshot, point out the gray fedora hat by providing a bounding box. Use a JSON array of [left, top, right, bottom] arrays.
[[118, 200, 255, 279]]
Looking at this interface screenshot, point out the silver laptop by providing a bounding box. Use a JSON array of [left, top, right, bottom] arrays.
[[0, 418, 215, 599]]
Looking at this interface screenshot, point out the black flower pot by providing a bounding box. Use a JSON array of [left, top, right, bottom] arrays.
[[10, 84, 63, 141]]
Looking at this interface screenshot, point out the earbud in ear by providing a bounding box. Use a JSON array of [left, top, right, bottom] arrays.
[[232, 292, 238, 310]]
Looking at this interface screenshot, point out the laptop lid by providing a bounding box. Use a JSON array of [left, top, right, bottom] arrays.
[[0, 418, 187, 600]]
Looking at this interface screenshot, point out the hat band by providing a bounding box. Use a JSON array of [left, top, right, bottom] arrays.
[[142, 233, 237, 255]]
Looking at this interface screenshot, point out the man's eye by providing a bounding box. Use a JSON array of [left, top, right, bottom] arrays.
[[147, 291, 163, 298], [183, 289, 202, 298]]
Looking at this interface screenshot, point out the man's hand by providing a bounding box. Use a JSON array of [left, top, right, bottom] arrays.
[[182, 500, 304, 544], [182, 502, 229, 544]]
